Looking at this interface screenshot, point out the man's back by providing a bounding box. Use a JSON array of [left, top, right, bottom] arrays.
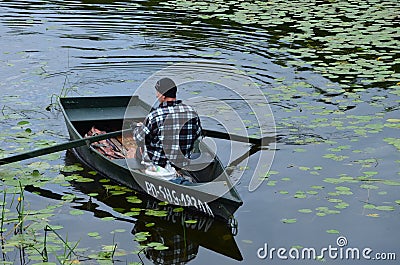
[[134, 100, 202, 167]]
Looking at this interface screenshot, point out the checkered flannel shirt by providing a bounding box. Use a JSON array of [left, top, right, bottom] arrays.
[[133, 100, 202, 167]]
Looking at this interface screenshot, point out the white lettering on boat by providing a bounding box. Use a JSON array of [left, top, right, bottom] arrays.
[[144, 181, 214, 217]]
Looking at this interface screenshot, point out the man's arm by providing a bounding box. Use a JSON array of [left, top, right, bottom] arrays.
[[133, 120, 150, 146]]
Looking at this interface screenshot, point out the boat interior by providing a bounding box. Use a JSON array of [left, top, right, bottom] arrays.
[[61, 96, 224, 183]]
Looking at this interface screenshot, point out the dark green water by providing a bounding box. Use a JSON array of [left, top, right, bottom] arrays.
[[0, 1, 399, 264]]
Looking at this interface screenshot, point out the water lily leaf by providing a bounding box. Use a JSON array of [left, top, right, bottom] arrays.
[[363, 204, 376, 209], [326, 229, 340, 234], [17, 121, 30, 126], [75, 177, 94, 183], [28, 161, 51, 170], [173, 207, 184, 212], [386, 119, 400, 123], [101, 217, 116, 221], [124, 211, 140, 217], [336, 186, 351, 191], [328, 198, 343, 203], [88, 232, 100, 237], [61, 164, 84, 172], [145, 210, 168, 217], [110, 191, 126, 195], [127, 196, 142, 204], [382, 180, 400, 186], [311, 185, 324, 190], [375, 206, 395, 211], [298, 209, 312, 213], [282, 218, 297, 224], [360, 184, 379, 190], [335, 202, 350, 209], [69, 209, 84, 216]]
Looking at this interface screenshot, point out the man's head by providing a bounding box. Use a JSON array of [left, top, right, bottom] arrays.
[[155, 78, 177, 101]]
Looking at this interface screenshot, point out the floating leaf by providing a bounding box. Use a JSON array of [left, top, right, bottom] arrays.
[[311, 185, 324, 190], [88, 232, 100, 237], [298, 209, 312, 213], [282, 218, 297, 224], [75, 177, 94, 183], [145, 210, 168, 217], [173, 207, 184, 213], [184, 220, 198, 224], [328, 198, 343, 203], [360, 184, 379, 190], [61, 164, 84, 172], [375, 206, 395, 211], [147, 242, 169, 250], [101, 217, 116, 221], [382, 180, 400, 186], [69, 209, 84, 216], [294, 191, 306, 199], [335, 202, 350, 209], [17, 121, 30, 126], [127, 196, 142, 204], [326, 229, 340, 234]]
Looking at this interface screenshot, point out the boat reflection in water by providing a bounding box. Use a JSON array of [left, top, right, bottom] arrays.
[[27, 152, 243, 264]]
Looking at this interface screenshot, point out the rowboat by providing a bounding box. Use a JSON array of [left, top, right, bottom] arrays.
[[58, 95, 243, 222]]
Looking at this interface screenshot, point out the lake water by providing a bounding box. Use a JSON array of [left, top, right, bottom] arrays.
[[0, 1, 399, 264]]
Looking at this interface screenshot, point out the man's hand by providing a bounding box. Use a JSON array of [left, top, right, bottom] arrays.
[[130, 122, 143, 129]]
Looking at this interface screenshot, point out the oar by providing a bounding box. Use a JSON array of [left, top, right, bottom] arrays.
[[202, 129, 277, 146], [0, 127, 275, 166], [0, 129, 131, 166]]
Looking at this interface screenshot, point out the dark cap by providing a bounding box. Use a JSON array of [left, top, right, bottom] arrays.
[[155, 78, 177, 98]]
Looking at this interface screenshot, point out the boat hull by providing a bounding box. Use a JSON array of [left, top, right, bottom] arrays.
[[59, 96, 243, 221]]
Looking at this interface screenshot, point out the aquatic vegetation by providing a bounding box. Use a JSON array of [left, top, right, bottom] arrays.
[[0, 0, 399, 263], [160, 0, 399, 89]]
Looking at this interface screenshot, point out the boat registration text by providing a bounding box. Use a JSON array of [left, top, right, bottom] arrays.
[[145, 181, 214, 217]]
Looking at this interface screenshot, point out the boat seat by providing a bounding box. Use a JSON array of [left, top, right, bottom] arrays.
[[66, 107, 147, 122], [112, 158, 144, 169], [183, 152, 215, 171]]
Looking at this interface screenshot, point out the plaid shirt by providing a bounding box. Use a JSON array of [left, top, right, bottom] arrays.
[[133, 100, 202, 167]]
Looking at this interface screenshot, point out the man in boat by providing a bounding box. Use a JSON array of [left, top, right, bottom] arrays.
[[132, 77, 202, 180]]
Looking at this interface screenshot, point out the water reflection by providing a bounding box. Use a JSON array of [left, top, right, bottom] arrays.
[[25, 151, 242, 264]]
